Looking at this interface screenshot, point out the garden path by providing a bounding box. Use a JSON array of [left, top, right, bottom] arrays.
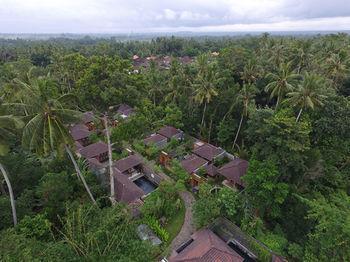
[[169, 190, 196, 257]]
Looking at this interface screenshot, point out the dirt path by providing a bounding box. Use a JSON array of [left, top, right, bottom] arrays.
[[169, 191, 196, 257]]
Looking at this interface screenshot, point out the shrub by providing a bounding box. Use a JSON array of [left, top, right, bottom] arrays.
[[145, 216, 170, 242], [16, 214, 52, 241]]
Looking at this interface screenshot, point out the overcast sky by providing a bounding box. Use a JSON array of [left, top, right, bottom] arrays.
[[0, 0, 349, 33]]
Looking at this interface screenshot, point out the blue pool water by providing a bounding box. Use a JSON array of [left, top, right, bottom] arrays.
[[134, 177, 157, 194]]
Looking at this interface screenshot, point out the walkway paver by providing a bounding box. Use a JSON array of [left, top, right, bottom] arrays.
[[169, 190, 196, 257]]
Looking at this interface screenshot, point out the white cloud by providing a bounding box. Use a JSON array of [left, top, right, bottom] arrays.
[[163, 9, 177, 20], [0, 0, 349, 33]]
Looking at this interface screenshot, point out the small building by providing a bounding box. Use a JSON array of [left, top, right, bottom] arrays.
[[157, 126, 184, 141], [218, 158, 249, 190], [82, 112, 95, 131], [117, 104, 134, 119], [113, 154, 143, 179], [181, 154, 208, 188], [143, 133, 168, 148], [113, 169, 145, 205], [192, 143, 225, 163], [78, 141, 108, 163], [169, 229, 244, 262], [159, 150, 177, 166], [70, 124, 91, 146]]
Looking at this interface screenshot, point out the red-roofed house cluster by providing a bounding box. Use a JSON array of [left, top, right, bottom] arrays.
[[69, 106, 164, 206], [180, 140, 248, 191], [141, 125, 249, 192]]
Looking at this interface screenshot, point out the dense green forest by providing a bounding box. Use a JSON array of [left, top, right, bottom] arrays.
[[0, 34, 349, 261]]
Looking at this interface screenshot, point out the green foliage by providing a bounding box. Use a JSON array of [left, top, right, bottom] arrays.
[[303, 191, 350, 261], [217, 119, 235, 147], [243, 158, 289, 219], [0, 196, 12, 230], [0, 228, 61, 261], [258, 231, 288, 256], [193, 184, 220, 228], [217, 187, 239, 220], [36, 172, 75, 221], [59, 204, 153, 261], [169, 159, 188, 181], [141, 181, 181, 220], [111, 114, 150, 143], [144, 216, 170, 242], [1, 34, 350, 261], [287, 243, 304, 261], [162, 105, 184, 128], [246, 108, 311, 183], [88, 132, 100, 143], [16, 214, 52, 241], [145, 143, 160, 160]]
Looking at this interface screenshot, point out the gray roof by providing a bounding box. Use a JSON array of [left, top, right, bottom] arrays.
[[170, 229, 243, 262], [144, 133, 167, 145], [181, 154, 208, 174], [157, 126, 183, 139], [114, 169, 144, 204], [70, 126, 90, 141], [193, 143, 225, 161], [114, 154, 143, 173], [79, 141, 108, 159], [218, 158, 249, 187]]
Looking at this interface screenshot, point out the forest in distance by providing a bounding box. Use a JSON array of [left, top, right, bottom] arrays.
[[0, 33, 349, 261]]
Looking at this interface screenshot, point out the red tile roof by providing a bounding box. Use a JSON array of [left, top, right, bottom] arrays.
[[157, 126, 183, 139], [113, 169, 144, 204], [181, 154, 208, 174], [79, 141, 108, 159], [70, 126, 90, 141], [114, 154, 143, 173], [144, 133, 167, 145], [193, 144, 225, 162], [204, 164, 218, 177], [170, 229, 243, 262], [218, 158, 248, 187]]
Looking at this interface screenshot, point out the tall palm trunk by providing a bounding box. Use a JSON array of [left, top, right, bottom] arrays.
[[201, 102, 207, 129], [296, 108, 303, 122], [103, 116, 116, 205], [275, 94, 281, 110], [65, 145, 97, 205], [0, 163, 17, 226], [232, 113, 244, 150]]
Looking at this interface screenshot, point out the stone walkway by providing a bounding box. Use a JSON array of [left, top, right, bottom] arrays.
[[169, 190, 196, 257]]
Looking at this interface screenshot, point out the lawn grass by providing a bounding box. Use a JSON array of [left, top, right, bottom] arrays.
[[160, 198, 186, 258], [165, 198, 186, 241]]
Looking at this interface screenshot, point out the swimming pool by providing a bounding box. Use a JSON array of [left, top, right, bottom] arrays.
[[134, 176, 157, 194]]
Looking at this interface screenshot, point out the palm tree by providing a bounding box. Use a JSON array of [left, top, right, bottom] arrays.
[[147, 60, 162, 105], [240, 59, 261, 85], [165, 60, 188, 104], [9, 78, 97, 205], [232, 83, 257, 149], [285, 73, 327, 122], [193, 65, 218, 129], [265, 62, 299, 109], [323, 52, 350, 88], [0, 115, 23, 226]]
